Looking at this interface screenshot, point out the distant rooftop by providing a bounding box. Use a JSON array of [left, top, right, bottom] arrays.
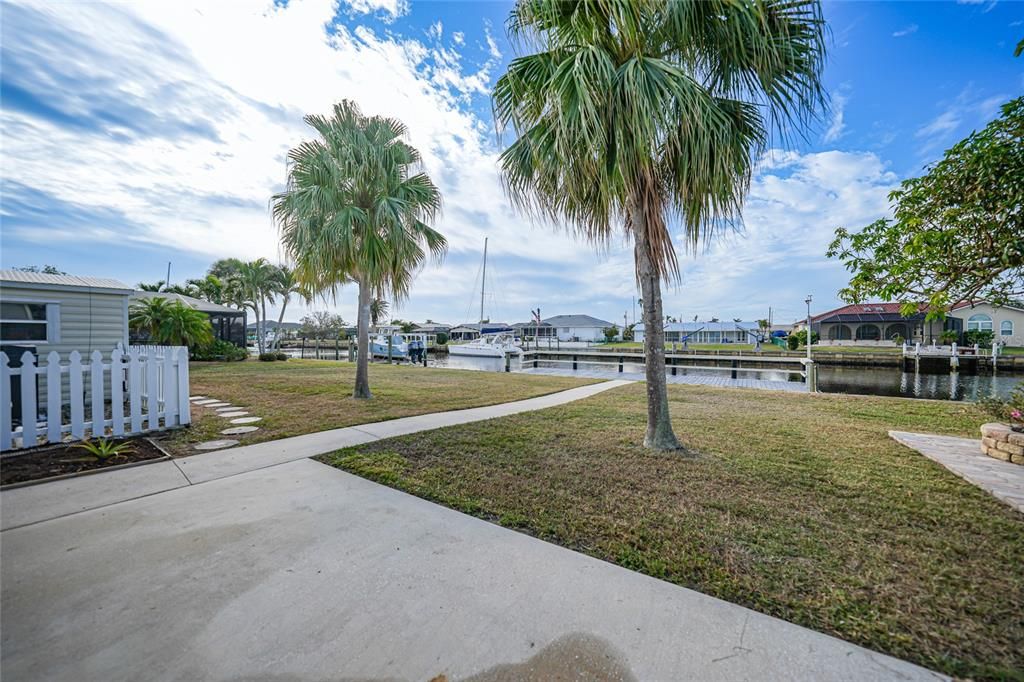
[[543, 314, 614, 327], [636, 320, 763, 332], [0, 270, 132, 292]]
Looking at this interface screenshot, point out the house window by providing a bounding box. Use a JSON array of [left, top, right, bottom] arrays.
[[855, 324, 881, 341], [0, 302, 60, 343], [967, 314, 992, 332], [1001, 320, 1013, 336]]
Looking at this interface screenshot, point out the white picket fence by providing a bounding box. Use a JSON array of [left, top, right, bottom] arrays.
[[0, 345, 190, 451]]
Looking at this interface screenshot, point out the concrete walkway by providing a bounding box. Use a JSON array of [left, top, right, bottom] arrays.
[[890, 430, 1024, 513], [1, 457, 943, 681], [1, 380, 630, 530], [520, 366, 807, 392]]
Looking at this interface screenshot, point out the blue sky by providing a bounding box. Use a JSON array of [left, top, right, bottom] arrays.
[[1, 0, 1021, 326]]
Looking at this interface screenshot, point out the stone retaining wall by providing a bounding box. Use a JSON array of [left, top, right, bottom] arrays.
[[980, 423, 1024, 464]]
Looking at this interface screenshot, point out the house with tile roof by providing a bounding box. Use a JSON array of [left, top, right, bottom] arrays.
[[810, 302, 958, 346]]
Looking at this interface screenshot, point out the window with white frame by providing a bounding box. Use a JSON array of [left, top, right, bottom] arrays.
[[1001, 320, 1014, 336], [967, 314, 992, 332], [0, 301, 60, 343]]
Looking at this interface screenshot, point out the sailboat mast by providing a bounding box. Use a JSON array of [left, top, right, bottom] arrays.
[[480, 237, 488, 324]]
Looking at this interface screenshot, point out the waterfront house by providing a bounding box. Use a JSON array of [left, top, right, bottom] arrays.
[[950, 301, 1024, 347], [511, 321, 556, 339], [811, 303, 955, 346], [449, 322, 513, 341], [634, 320, 763, 344], [132, 291, 246, 346], [543, 314, 617, 342]]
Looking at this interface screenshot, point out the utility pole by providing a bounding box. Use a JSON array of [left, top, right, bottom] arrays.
[[805, 294, 815, 391], [480, 237, 488, 324], [165, 261, 171, 290], [624, 311, 628, 340]]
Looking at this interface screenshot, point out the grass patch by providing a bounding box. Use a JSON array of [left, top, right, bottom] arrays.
[[319, 383, 1022, 680], [165, 359, 596, 456]]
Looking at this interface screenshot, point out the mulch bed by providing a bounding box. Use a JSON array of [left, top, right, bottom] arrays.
[[1, 437, 168, 486]]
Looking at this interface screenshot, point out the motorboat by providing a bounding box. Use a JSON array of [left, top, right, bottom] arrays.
[[448, 332, 522, 358], [369, 333, 408, 359]]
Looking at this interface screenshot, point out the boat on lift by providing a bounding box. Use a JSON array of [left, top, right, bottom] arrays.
[[369, 333, 408, 359], [448, 332, 522, 358]]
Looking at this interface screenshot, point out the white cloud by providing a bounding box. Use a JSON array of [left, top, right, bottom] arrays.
[[342, 0, 409, 22], [892, 24, 918, 38], [822, 92, 847, 143], [914, 85, 1008, 157]]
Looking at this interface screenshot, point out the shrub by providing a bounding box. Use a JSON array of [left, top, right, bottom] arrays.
[[435, 332, 448, 345], [786, 335, 799, 351], [192, 339, 247, 362], [979, 382, 1024, 422], [939, 329, 958, 344], [275, 352, 289, 361], [964, 329, 995, 347], [75, 438, 134, 460], [258, 353, 277, 362]]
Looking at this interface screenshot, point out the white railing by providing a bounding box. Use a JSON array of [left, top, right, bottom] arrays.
[[0, 346, 190, 451]]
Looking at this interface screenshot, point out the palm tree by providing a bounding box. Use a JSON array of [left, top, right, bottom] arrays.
[[269, 266, 312, 352], [493, 0, 826, 450], [136, 280, 165, 292], [186, 274, 226, 304], [370, 298, 389, 327], [273, 100, 446, 399], [232, 259, 279, 354], [129, 298, 213, 347]]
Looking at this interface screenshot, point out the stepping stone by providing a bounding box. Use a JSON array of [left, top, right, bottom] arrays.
[[193, 399, 220, 405], [221, 426, 260, 435], [215, 407, 240, 413], [194, 439, 240, 451], [205, 402, 231, 408], [189, 396, 206, 401], [230, 417, 262, 424], [218, 411, 249, 418]]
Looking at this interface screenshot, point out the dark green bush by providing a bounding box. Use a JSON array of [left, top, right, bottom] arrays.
[[964, 329, 995, 346], [435, 332, 449, 345], [192, 339, 248, 361], [258, 353, 277, 362], [275, 352, 289, 361], [786, 335, 799, 351]]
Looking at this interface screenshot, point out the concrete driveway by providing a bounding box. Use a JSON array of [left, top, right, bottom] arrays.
[[1, 458, 942, 681]]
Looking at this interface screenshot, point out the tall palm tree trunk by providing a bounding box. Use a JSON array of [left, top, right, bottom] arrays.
[[633, 203, 682, 452], [272, 298, 290, 352], [354, 277, 372, 399]]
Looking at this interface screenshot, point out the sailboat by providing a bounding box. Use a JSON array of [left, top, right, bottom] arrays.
[[449, 237, 522, 359]]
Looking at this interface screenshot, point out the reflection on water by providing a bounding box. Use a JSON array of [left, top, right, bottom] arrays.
[[816, 366, 1016, 401]]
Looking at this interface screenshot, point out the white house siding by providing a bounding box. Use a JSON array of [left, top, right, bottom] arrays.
[[554, 326, 606, 342], [952, 303, 1024, 347], [1, 280, 131, 405]]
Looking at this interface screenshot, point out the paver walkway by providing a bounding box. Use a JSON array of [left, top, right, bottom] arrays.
[[519, 366, 807, 392], [890, 430, 1024, 513], [1, 457, 943, 681], [1, 380, 630, 530]]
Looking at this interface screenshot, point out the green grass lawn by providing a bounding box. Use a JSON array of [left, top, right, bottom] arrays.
[[1002, 346, 1024, 355], [598, 342, 905, 354], [165, 359, 596, 456], [320, 383, 1023, 680]]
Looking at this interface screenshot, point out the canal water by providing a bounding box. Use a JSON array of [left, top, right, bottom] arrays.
[[434, 355, 1019, 401], [281, 348, 1019, 401]]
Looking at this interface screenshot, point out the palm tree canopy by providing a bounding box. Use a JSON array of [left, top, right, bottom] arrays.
[[129, 298, 213, 347], [493, 0, 827, 282], [273, 100, 447, 300]]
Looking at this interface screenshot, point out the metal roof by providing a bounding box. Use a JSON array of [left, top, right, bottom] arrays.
[[543, 314, 615, 327], [131, 291, 244, 315], [811, 303, 926, 323], [0, 270, 132, 292]]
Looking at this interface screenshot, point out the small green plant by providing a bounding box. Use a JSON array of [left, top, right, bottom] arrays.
[[891, 333, 905, 345], [964, 329, 995, 346], [275, 352, 289, 361], [979, 382, 1024, 423], [192, 339, 248, 362], [939, 329, 958, 344], [786, 335, 799, 351], [75, 438, 134, 460], [258, 353, 277, 362]]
